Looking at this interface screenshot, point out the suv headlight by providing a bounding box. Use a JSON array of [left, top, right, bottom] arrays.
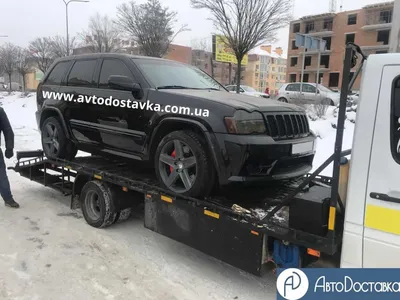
[[224, 110, 266, 134]]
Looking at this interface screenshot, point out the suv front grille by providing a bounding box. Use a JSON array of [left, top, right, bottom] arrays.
[[263, 112, 310, 140]]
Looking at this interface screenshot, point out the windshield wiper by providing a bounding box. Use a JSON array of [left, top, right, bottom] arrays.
[[156, 85, 192, 90], [156, 85, 220, 91], [195, 87, 221, 91]]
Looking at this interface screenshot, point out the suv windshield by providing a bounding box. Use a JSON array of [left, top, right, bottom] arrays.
[[134, 59, 223, 91]]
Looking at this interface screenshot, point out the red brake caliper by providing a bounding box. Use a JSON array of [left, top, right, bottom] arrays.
[[169, 150, 176, 173]]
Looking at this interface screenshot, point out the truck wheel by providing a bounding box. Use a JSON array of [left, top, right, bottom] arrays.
[[154, 130, 215, 198], [80, 180, 118, 228], [113, 207, 132, 224], [41, 117, 77, 160]]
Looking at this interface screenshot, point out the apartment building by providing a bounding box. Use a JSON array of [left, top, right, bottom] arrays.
[[191, 49, 240, 86], [286, 1, 394, 91], [243, 45, 287, 95]]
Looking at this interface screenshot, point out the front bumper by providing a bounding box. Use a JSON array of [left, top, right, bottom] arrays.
[[213, 133, 316, 184]]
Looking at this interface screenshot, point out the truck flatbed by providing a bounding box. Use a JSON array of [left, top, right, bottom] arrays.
[[10, 149, 342, 276]]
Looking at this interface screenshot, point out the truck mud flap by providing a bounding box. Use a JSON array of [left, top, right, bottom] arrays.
[[144, 192, 265, 276]]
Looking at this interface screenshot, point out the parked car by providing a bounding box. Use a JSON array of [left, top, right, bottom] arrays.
[[276, 82, 341, 106], [225, 84, 270, 98], [36, 53, 316, 198], [3, 82, 22, 91], [347, 90, 360, 104]]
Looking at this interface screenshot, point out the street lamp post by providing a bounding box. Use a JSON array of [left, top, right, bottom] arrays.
[[62, 0, 89, 56]]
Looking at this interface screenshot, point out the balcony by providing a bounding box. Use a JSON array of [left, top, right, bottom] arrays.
[[302, 18, 335, 37], [362, 6, 393, 31], [360, 44, 390, 51]]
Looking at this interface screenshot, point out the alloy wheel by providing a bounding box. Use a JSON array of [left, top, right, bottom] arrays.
[[42, 123, 60, 156], [158, 139, 197, 193]]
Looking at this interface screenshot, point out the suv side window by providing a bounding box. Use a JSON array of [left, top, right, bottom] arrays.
[[392, 76, 400, 162], [45, 61, 69, 85], [302, 84, 316, 93], [98, 59, 135, 89], [67, 59, 97, 87]]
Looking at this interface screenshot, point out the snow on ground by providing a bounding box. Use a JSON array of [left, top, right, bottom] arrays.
[[0, 92, 356, 299], [308, 105, 355, 176], [0, 91, 277, 299]]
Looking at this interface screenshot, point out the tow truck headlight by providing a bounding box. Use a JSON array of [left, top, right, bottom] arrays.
[[224, 110, 266, 134]]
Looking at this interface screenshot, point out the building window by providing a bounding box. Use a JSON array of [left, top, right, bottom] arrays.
[[377, 30, 390, 45], [348, 14, 357, 25], [320, 55, 330, 68], [316, 73, 323, 84], [329, 72, 340, 87], [292, 40, 298, 50], [293, 23, 300, 33], [322, 37, 332, 50], [345, 33, 355, 44], [323, 19, 333, 31], [380, 10, 393, 24], [305, 56, 311, 67], [302, 74, 309, 82], [290, 74, 296, 82], [305, 22, 315, 33]]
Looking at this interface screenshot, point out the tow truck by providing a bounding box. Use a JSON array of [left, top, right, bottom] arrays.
[[8, 40, 400, 276]]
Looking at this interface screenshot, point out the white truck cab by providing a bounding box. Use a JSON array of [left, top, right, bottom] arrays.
[[341, 53, 400, 268]]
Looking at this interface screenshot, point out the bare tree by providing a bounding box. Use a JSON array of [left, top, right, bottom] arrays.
[[115, 0, 189, 57], [0, 43, 18, 93], [29, 37, 54, 73], [49, 35, 76, 57], [191, 38, 211, 52], [191, 0, 292, 93], [311, 97, 330, 119], [80, 13, 122, 53], [15, 47, 32, 92]]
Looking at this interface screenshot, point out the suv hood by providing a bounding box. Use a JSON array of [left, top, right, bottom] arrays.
[[161, 89, 303, 112]]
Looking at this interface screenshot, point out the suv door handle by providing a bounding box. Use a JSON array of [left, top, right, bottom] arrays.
[[370, 192, 400, 204]]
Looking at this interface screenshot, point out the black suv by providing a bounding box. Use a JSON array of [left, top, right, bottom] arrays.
[[36, 53, 316, 198]]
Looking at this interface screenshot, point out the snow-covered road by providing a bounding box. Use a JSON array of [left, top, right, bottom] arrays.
[[0, 92, 277, 299], [0, 92, 355, 299]]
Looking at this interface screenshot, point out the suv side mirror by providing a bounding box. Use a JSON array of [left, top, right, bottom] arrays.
[[108, 75, 141, 92]]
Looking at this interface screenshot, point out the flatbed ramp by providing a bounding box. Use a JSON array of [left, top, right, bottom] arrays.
[[10, 150, 342, 276]]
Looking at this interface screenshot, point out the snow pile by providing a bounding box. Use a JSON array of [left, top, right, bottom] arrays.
[[0, 92, 356, 177], [307, 105, 356, 176]]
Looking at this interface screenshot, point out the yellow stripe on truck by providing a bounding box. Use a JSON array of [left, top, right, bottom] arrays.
[[365, 204, 400, 235], [328, 207, 336, 230]]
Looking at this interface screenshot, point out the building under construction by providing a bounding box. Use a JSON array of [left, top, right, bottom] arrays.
[[286, 1, 394, 91]]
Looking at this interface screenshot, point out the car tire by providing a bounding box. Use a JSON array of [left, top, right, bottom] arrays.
[[80, 180, 118, 228], [41, 117, 77, 160], [154, 130, 216, 198], [278, 97, 288, 103]]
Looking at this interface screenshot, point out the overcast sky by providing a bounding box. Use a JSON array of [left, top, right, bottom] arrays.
[[0, 0, 392, 55]]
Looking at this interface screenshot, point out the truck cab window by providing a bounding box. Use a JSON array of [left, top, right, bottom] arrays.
[[392, 77, 400, 162]]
